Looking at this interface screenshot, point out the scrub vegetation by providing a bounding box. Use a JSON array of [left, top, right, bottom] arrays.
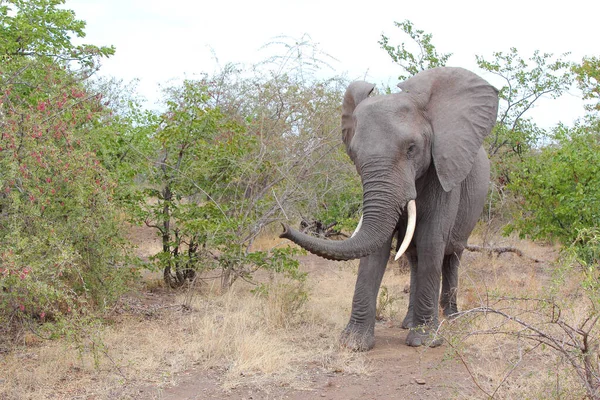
[[1, 2, 599, 398]]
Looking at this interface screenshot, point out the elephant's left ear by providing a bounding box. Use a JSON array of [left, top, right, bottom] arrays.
[[398, 67, 499, 192]]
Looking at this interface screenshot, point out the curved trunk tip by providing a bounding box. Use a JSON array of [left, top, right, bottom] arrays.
[[280, 223, 291, 239]]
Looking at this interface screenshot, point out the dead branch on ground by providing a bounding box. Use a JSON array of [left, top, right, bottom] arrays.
[[466, 244, 542, 263]]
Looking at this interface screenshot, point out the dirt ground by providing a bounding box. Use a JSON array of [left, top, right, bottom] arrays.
[[152, 322, 475, 400]]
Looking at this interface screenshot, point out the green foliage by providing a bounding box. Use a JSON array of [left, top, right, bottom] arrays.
[[565, 229, 600, 316], [0, 0, 115, 66], [130, 43, 358, 289], [477, 48, 573, 158], [568, 228, 600, 273], [505, 121, 600, 245], [85, 79, 156, 211], [473, 49, 574, 223], [140, 70, 325, 289], [378, 20, 452, 81], [573, 56, 600, 114], [308, 146, 362, 232], [140, 80, 240, 287], [0, 62, 136, 323]]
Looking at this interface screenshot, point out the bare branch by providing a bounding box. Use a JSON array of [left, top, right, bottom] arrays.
[[465, 244, 542, 263]]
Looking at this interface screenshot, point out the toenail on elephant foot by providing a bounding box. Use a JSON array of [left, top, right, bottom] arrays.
[[339, 326, 375, 352], [406, 326, 443, 348]]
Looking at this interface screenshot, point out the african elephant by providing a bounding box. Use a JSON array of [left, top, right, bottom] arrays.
[[280, 67, 499, 350]]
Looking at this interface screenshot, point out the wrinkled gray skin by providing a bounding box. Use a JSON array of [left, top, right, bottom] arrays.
[[281, 67, 499, 350]]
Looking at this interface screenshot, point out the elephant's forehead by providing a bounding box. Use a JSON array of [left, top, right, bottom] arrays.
[[355, 94, 421, 131], [356, 94, 418, 121]]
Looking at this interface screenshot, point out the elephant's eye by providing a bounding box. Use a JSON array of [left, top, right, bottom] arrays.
[[407, 144, 416, 157]]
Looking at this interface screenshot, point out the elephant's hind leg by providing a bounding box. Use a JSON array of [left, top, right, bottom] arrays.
[[441, 251, 462, 318], [401, 251, 418, 329]]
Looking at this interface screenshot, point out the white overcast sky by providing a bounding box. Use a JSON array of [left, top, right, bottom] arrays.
[[69, 0, 599, 128]]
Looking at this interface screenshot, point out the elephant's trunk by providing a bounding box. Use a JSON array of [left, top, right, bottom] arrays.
[[281, 166, 413, 261]]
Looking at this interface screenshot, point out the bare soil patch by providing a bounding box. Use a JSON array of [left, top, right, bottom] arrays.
[[155, 323, 474, 400]]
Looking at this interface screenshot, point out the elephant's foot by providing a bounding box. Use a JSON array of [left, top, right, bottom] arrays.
[[442, 302, 459, 319], [339, 324, 375, 352], [401, 312, 414, 329], [406, 325, 443, 347], [443, 307, 459, 320]]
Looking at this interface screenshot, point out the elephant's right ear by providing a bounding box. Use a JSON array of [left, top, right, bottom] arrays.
[[341, 81, 375, 158]]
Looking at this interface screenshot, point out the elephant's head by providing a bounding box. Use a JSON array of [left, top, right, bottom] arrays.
[[281, 67, 499, 261]]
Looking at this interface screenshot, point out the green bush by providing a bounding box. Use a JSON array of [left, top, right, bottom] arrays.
[[0, 61, 137, 324], [506, 122, 600, 245], [0, 0, 133, 327], [140, 76, 314, 289]]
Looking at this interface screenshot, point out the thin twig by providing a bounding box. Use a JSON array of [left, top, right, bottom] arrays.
[[443, 334, 494, 398]]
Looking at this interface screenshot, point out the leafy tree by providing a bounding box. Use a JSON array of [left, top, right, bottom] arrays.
[[505, 120, 600, 245], [0, 0, 132, 327], [0, 63, 136, 321], [0, 0, 114, 66], [135, 39, 357, 289], [505, 57, 600, 248], [573, 56, 600, 114], [141, 79, 243, 288], [474, 49, 574, 222], [84, 78, 156, 209], [378, 20, 452, 81], [476, 48, 573, 158], [141, 74, 306, 289]]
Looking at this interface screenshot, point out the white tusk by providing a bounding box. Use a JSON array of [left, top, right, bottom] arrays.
[[395, 200, 416, 261], [351, 215, 363, 238]]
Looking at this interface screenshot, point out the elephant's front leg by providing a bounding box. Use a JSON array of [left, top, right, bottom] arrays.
[[405, 243, 445, 347], [340, 236, 393, 351]]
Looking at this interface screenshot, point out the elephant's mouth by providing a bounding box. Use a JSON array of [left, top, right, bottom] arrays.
[[351, 199, 416, 260]]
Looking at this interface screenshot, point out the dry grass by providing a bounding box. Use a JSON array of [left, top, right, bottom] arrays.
[[438, 232, 595, 399], [0, 260, 371, 399], [1, 228, 597, 399]]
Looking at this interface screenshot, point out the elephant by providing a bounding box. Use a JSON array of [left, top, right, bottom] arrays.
[[280, 67, 499, 350]]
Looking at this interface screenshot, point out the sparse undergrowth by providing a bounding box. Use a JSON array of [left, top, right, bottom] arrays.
[[0, 255, 372, 399], [1, 231, 598, 399], [441, 233, 600, 399]]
